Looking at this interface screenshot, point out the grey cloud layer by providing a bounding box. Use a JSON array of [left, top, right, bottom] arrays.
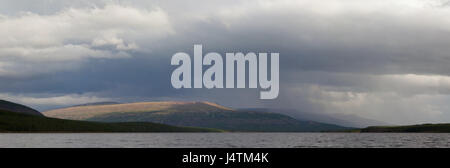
[[1, 0, 450, 124], [0, 4, 172, 77]]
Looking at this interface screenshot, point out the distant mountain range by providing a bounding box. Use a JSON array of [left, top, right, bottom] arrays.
[[0, 99, 218, 132], [44, 101, 351, 132], [70, 102, 121, 107], [10, 99, 444, 133], [239, 108, 388, 128]]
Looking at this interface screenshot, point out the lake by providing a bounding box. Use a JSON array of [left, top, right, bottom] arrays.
[[0, 133, 449, 148]]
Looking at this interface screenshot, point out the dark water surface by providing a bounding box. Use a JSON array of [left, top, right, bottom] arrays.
[[1, 133, 449, 148]]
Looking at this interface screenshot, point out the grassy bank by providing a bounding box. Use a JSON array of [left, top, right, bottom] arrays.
[[361, 123, 450, 133], [0, 110, 222, 133]]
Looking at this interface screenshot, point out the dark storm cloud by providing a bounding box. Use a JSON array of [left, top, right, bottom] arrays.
[[2, 0, 450, 123]]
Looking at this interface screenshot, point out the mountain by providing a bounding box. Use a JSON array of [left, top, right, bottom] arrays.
[[44, 101, 351, 132], [0, 99, 43, 116], [71, 102, 121, 107], [361, 123, 450, 133], [0, 109, 219, 132], [239, 108, 387, 128]]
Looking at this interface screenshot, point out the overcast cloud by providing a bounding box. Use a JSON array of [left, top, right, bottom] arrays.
[[1, 0, 450, 124]]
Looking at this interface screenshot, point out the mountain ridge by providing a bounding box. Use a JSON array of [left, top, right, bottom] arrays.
[[44, 101, 351, 132], [70, 102, 121, 107], [0, 99, 43, 116], [239, 108, 387, 128]]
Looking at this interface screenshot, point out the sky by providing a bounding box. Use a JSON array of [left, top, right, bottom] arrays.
[[1, 0, 450, 124]]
